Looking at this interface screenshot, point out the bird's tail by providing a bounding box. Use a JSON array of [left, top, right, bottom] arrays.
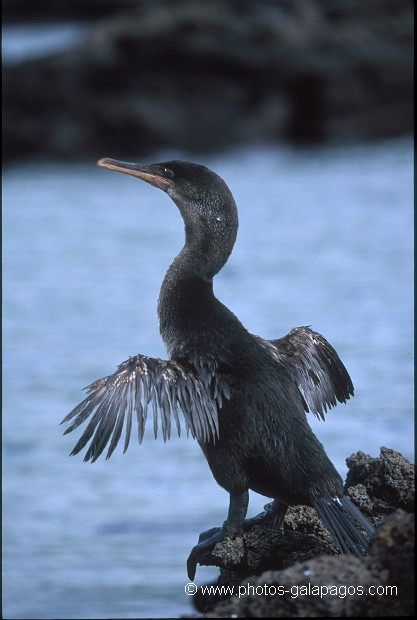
[[313, 495, 375, 556]]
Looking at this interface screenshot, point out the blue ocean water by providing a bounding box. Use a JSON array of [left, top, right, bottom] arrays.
[[3, 138, 413, 618]]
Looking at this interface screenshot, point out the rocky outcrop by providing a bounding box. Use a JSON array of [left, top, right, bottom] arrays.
[[191, 447, 414, 617], [3, 0, 413, 161]]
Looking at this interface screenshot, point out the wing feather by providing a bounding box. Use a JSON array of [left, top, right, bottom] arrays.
[[123, 388, 133, 454], [107, 385, 127, 459], [260, 326, 354, 420], [169, 383, 181, 437], [62, 354, 226, 462]]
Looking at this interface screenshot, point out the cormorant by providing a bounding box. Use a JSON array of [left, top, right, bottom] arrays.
[[62, 158, 375, 580]]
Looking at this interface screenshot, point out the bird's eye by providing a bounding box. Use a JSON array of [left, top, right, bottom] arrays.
[[163, 168, 175, 179]]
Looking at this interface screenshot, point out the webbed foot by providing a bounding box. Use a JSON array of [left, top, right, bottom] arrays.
[[187, 524, 238, 581], [243, 498, 288, 530], [187, 491, 249, 580], [197, 526, 222, 543]]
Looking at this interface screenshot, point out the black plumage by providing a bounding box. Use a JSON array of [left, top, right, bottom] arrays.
[[62, 158, 374, 580]]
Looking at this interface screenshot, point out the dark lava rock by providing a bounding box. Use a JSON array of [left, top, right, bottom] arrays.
[[192, 447, 414, 617], [205, 556, 384, 617], [345, 446, 415, 514], [365, 510, 415, 616], [3, 0, 413, 162]]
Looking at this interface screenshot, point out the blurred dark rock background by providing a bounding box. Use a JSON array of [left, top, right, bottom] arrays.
[[3, 0, 413, 162]]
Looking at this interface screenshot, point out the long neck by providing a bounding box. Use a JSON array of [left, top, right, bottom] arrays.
[[157, 249, 217, 357], [158, 189, 239, 357]]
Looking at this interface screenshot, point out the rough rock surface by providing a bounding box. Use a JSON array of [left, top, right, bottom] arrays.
[[3, 0, 413, 161], [190, 447, 414, 617]]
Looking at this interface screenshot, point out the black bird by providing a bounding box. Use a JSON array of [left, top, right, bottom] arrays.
[[62, 158, 375, 580]]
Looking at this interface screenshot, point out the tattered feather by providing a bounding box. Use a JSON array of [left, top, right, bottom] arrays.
[[62, 354, 226, 462], [259, 326, 354, 420]]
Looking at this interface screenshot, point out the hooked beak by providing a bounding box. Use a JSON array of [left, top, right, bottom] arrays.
[[97, 158, 174, 191]]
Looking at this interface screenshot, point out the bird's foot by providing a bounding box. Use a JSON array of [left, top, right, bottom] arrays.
[[187, 500, 287, 580], [197, 526, 222, 543], [243, 499, 288, 530], [187, 523, 240, 581]]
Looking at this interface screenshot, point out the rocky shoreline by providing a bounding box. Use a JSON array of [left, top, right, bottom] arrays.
[[190, 447, 414, 617], [3, 0, 413, 162]]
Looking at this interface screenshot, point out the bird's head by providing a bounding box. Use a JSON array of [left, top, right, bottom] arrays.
[[97, 158, 239, 278]]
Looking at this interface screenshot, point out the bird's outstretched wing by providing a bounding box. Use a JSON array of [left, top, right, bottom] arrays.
[[62, 355, 227, 462], [260, 326, 354, 420]]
